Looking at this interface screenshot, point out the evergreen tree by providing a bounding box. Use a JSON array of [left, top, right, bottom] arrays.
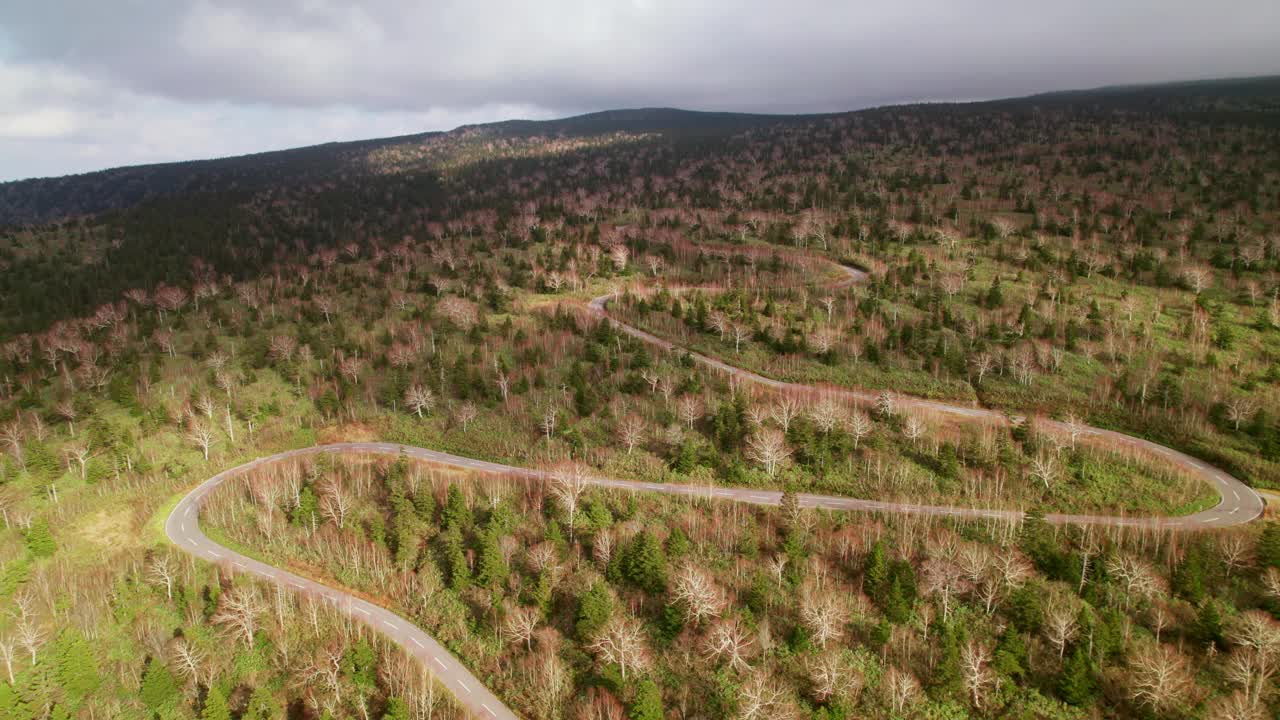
[[52, 630, 100, 708], [24, 520, 56, 558], [442, 484, 470, 530], [1172, 542, 1209, 603], [630, 678, 664, 720], [623, 531, 667, 593], [992, 628, 1028, 680], [1193, 600, 1225, 649], [476, 527, 509, 588], [291, 485, 320, 528], [863, 540, 889, 599], [200, 687, 232, 720], [1258, 523, 1280, 567], [576, 580, 614, 639], [1057, 647, 1097, 705], [139, 658, 180, 714]]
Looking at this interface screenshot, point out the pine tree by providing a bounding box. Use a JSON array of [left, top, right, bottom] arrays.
[[201, 687, 232, 720], [24, 520, 56, 558], [576, 580, 614, 639], [53, 630, 100, 708], [291, 486, 320, 528], [993, 628, 1028, 680], [1057, 647, 1096, 705], [1258, 523, 1280, 567], [476, 527, 509, 588], [1193, 600, 1224, 648], [863, 541, 889, 601], [1172, 541, 1215, 603], [139, 658, 180, 714], [630, 678, 664, 720], [442, 484, 469, 530], [623, 531, 667, 593]]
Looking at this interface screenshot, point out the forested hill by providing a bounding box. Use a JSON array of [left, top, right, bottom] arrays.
[[3, 78, 1279, 227], [1, 76, 1279, 339], [0, 108, 799, 227]]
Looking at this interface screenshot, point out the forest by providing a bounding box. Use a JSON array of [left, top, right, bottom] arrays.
[[0, 77, 1278, 719]]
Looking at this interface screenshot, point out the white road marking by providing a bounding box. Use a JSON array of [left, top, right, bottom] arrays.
[[458, 679, 472, 693], [434, 657, 447, 670], [291, 582, 304, 589], [482, 703, 495, 716], [355, 607, 371, 616], [208, 551, 222, 559], [383, 620, 399, 630], [233, 561, 246, 569], [411, 638, 424, 648]]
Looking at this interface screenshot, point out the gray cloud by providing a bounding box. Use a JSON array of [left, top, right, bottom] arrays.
[[2, 0, 1278, 180]]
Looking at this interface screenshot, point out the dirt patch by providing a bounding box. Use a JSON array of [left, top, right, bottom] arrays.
[[76, 508, 139, 550], [317, 422, 377, 444]]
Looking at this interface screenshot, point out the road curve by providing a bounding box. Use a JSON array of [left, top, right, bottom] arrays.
[[586, 265, 1265, 529], [167, 262, 1263, 718], [165, 446, 518, 720]]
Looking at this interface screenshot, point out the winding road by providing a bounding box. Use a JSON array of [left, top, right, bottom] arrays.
[[167, 260, 1265, 719]]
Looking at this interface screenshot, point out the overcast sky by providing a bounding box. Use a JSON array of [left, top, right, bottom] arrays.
[[2, 1, 1277, 182]]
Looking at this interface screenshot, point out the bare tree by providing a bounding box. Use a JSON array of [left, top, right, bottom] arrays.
[[588, 617, 648, 681], [503, 605, 540, 652], [168, 637, 205, 691], [551, 464, 590, 542], [1029, 452, 1059, 490], [1044, 595, 1079, 660], [16, 617, 45, 665], [745, 428, 791, 478], [618, 414, 646, 455], [731, 324, 752, 353], [319, 479, 352, 529], [214, 588, 265, 648], [0, 636, 15, 684], [901, 414, 927, 446], [187, 420, 217, 461], [540, 406, 558, 442], [1182, 265, 1213, 295], [671, 564, 724, 625], [677, 395, 704, 429], [808, 397, 845, 434], [55, 400, 78, 436], [1226, 398, 1258, 431], [970, 352, 995, 385], [737, 671, 795, 720], [148, 553, 179, 600], [404, 385, 436, 417], [921, 559, 968, 622], [846, 411, 873, 450], [961, 640, 996, 709], [1128, 642, 1193, 713], [63, 443, 92, 480], [808, 652, 863, 703], [1107, 555, 1164, 610], [874, 391, 896, 418], [771, 396, 803, 433], [881, 666, 922, 716], [704, 618, 754, 672], [800, 591, 847, 649]]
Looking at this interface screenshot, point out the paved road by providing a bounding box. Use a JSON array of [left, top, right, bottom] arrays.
[[587, 265, 1265, 529], [167, 261, 1264, 718], [165, 447, 518, 720]]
